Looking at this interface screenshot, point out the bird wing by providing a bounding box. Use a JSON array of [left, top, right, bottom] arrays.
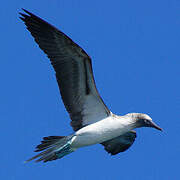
[[20, 9, 110, 131], [101, 131, 137, 155]]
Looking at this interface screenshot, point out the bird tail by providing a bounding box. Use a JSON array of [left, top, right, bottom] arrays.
[[25, 135, 75, 163]]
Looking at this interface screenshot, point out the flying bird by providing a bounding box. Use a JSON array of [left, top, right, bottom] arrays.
[[19, 9, 162, 163]]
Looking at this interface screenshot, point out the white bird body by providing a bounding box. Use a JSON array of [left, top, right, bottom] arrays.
[[72, 113, 136, 148]]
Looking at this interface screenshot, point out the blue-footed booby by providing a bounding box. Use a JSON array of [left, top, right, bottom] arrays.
[[19, 9, 162, 163]]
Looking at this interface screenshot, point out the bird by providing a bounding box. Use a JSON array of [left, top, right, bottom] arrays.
[[19, 9, 162, 163]]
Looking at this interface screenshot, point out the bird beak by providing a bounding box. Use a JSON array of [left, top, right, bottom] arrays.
[[150, 121, 162, 131]]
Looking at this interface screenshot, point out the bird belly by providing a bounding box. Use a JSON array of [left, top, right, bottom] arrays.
[[71, 116, 133, 148]]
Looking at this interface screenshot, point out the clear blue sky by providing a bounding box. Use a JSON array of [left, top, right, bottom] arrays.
[[1, 0, 179, 179]]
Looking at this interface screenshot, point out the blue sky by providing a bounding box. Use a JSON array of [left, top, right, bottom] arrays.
[[1, 0, 179, 179]]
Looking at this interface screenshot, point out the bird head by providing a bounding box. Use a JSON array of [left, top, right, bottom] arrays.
[[127, 113, 162, 131]]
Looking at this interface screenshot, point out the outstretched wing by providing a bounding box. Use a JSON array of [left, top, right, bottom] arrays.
[[20, 9, 110, 131], [101, 131, 137, 155]]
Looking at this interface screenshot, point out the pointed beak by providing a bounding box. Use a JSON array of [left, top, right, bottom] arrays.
[[150, 121, 162, 131]]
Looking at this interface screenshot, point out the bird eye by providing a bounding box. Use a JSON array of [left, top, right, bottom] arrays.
[[144, 119, 150, 124]]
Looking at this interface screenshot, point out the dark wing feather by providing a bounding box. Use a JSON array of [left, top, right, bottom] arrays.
[[20, 9, 110, 131], [101, 131, 137, 155]]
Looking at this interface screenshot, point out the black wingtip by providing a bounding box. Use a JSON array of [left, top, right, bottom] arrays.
[[19, 8, 36, 18], [19, 16, 24, 21], [19, 9, 29, 21], [21, 8, 26, 11], [21, 8, 32, 15], [19, 12, 26, 18]]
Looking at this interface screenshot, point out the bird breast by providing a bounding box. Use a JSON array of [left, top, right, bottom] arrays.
[[71, 115, 134, 148]]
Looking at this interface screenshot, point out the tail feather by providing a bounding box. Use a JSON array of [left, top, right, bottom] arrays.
[[35, 136, 65, 152], [25, 135, 75, 163]]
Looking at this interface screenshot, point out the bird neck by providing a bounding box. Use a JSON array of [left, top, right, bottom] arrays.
[[115, 115, 137, 131]]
